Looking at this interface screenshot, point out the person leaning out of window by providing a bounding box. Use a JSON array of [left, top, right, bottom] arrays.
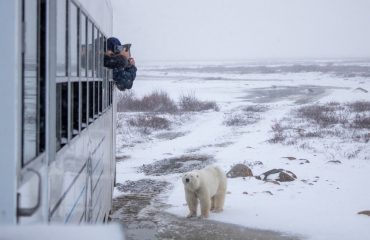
[[104, 37, 137, 91]]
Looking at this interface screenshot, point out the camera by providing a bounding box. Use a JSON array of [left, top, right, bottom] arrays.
[[114, 44, 132, 54]]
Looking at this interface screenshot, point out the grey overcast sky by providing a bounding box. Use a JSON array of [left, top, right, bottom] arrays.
[[111, 0, 370, 62]]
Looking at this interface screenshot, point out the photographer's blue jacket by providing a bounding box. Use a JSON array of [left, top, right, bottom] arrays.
[[113, 65, 137, 90]]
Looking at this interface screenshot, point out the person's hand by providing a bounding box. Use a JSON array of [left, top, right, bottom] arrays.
[[120, 49, 130, 59], [128, 57, 135, 66]]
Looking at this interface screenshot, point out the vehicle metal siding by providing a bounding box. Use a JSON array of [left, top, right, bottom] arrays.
[[0, 0, 21, 224]]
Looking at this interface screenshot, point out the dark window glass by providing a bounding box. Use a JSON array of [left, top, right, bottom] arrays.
[[87, 21, 93, 77], [99, 81, 103, 114], [22, 0, 46, 166], [94, 28, 100, 78], [81, 81, 87, 129], [99, 34, 104, 79], [69, 2, 78, 76], [94, 81, 99, 118], [109, 82, 113, 106], [103, 69, 107, 110], [56, 0, 67, 76], [107, 81, 110, 107], [71, 82, 79, 136], [56, 83, 68, 150], [80, 13, 87, 77], [22, 0, 38, 163], [88, 81, 94, 123]]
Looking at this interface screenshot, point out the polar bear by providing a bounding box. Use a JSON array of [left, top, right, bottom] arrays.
[[182, 165, 227, 218]]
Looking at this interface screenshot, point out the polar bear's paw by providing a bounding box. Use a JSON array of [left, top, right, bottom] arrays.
[[186, 212, 197, 218], [211, 208, 223, 213]]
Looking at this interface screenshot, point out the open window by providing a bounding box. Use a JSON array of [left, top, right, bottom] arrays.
[[55, 0, 68, 150], [21, 0, 46, 165]]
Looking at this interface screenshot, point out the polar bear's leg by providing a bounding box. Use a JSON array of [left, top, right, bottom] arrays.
[[199, 191, 211, 218], [213, 192, 225, 212], [213, 182, 227, 212], [210, 196, 215, 211], [185, 190, 198, 218]]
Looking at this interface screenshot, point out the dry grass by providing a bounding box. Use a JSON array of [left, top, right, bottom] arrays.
[[128, 114, 170, 130], [269, 122, 288, 143], [295, 103, 349, 127], [178, 93, 219, 112], [118, 90, 219, 113], [118, 90, 178, 113], [352, 114, 370, 129], [223, 113, 259, 126], [348, 101, 370, 112], [223, 104, 267, 127], [117, 90, 220, 135], [242, 105, 269, 113], [270, 101, 370, 145]]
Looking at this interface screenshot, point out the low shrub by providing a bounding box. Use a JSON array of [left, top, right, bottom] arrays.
[[118, 91, 178, 113], [179, 93, 219, 112], [128, 115, 170, 130]]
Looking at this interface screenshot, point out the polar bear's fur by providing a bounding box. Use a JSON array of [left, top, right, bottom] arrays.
[[182, 165, 227, 218]]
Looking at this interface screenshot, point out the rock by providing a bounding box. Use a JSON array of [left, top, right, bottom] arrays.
[[262, 191, 273, 195], [358, 210, 370, 216], [279, 171, 297, 182], [257, 169, 297, 182], [283, 157, 310, 164], [242, 192, 248, 195], [299, 158, 310, 163], [227, 164, 253, 178], [327, 160, 342, 164], [353, 87, 368, 93]]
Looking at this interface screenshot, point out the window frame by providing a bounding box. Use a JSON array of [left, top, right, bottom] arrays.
[[54, 0, 113, 153]]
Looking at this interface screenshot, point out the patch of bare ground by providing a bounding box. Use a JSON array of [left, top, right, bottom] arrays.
[[111, 179, 172, 239], [112, 180, 300, 240], [138, 154, 214, 176], [269, 101, 370, 160]]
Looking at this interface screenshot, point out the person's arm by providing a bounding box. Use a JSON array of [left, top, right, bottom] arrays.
[[104, 54, 128, 69], [113, 62, 137, 91]]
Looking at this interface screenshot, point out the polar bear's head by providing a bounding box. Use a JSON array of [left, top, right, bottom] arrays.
[[182, 171, 200, 190]]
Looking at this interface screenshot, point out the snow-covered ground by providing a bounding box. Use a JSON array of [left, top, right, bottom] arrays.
[[115, 60, 370, 240]]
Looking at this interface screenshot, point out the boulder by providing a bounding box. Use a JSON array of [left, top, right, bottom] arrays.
[[358, 210, 370, 217], [227, 164, 253, 178], [327, 160, 342, 164], [256, 169, 297, 182], [353, 87, 368, 93]]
